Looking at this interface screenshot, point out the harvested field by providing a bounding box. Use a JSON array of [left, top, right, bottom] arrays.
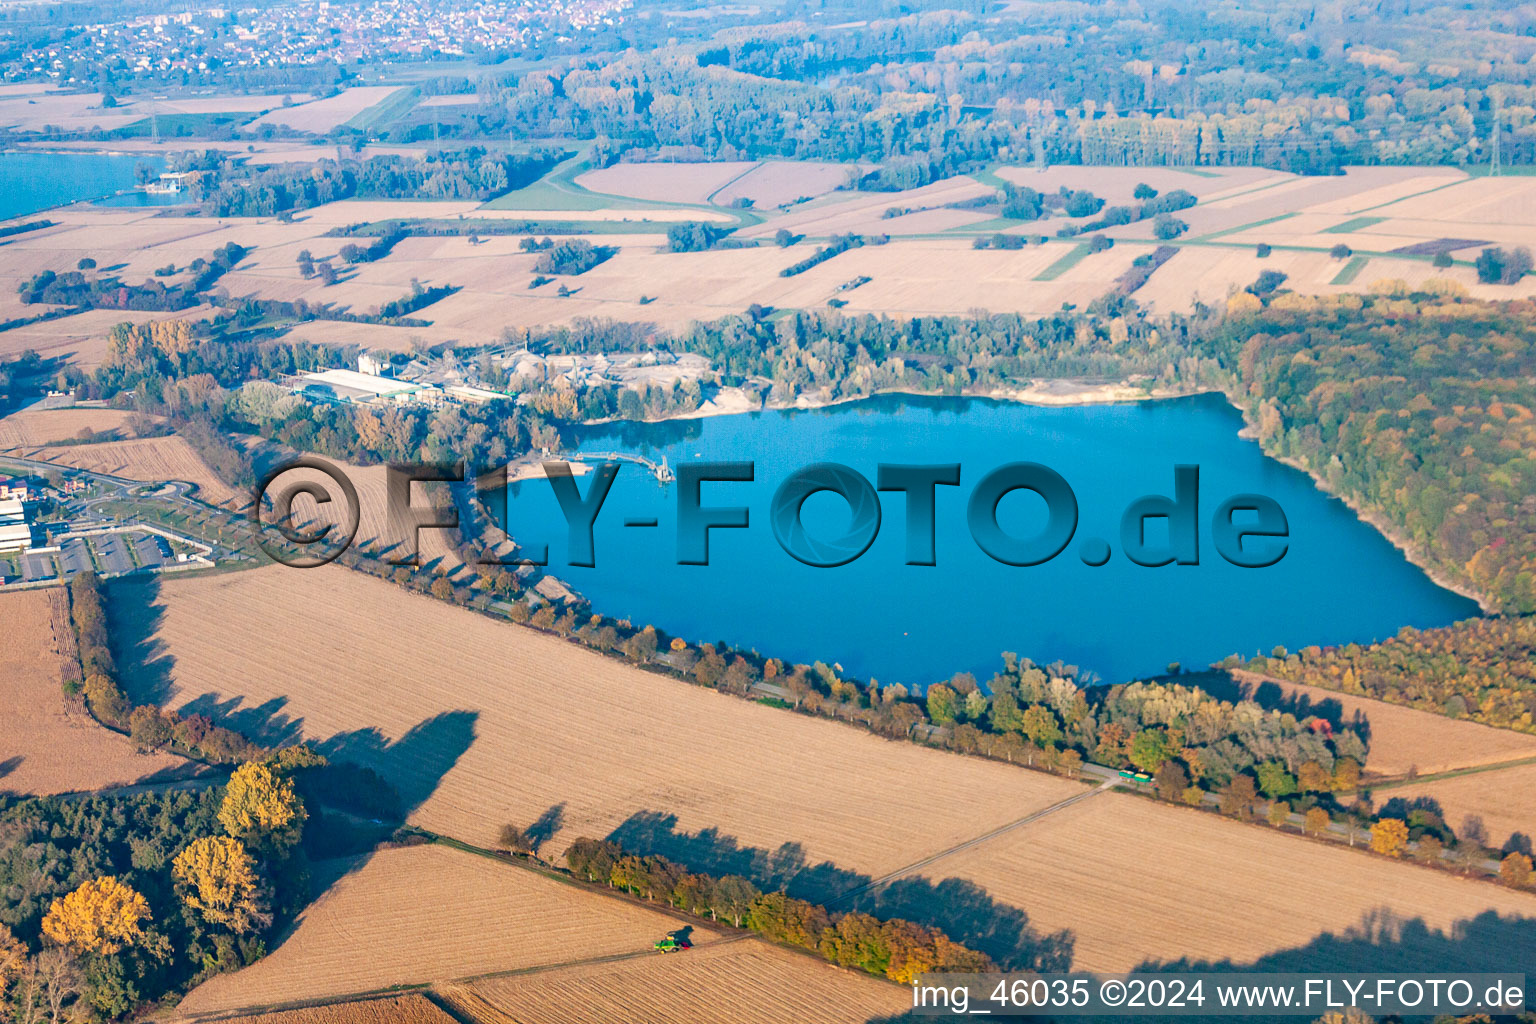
[[0, 92, 140, 132], [247, 87, 404, 133], [1222, 670, 1536, 778], [176, 844, 723, 1014], [196, 994, 455, 1024], [118, 565, 1536, 980], [1377, 764, 1536, 851], [739, 176, 994, 240], [148, 94, 308, 115], [267, 459, 471, 578], [0, 589, 190, 797], [16, 436, 242, 507], [115, 564, 1086, 873], [0, 308, 213, 370], [994, 165, 1276, 203], [575, 161, 755, 205], [711, 160, 857, 208], [0, 407, 143, 448], [937, 790, 1536, 973], [449, 939, 908, 1024]]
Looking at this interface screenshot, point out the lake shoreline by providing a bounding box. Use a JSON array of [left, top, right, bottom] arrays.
[[1217, 392, 1495, 616], [580, 380, 1497, 622]]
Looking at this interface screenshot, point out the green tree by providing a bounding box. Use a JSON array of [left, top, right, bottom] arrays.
[[1128, 728, 1175, 772], [925, 684, 960, 725], [1020, 704, 1062, 748], [1255, 761, 1297, 799]]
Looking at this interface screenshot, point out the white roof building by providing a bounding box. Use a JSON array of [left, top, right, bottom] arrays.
[[0, 499, 31, 552], [295, 368, 431, 404]]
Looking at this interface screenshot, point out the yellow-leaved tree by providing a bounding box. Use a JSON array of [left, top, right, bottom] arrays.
[[41, 877, 150, 954], [1369, 818, 1409, 858], [172, 836, 269, 933], [0, 922, 26, 994], [219, 762, 306, 850]]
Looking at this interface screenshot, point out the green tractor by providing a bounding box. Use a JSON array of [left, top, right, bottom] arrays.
[[653, 933, 692, 953]]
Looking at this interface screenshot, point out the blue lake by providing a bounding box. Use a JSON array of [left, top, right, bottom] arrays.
[[0, 151, 169, 219], [504, 394, 1480, 687]]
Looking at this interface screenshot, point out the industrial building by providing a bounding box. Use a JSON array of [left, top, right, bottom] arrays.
[[0, 497, 32, 553], [292, 368, 432, 405]]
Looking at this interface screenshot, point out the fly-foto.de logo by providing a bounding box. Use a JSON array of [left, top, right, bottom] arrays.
[[251, 457, 1289, 571]]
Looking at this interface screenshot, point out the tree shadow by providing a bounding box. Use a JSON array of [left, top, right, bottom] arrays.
[[606, 810, 1073, 972], [0, 755, 21, 783], [526, 802, 565, 853], [1136, 905, 1536, 976], [1182, 668, 1371, 748], [312, 709, 479, 820], [864, 909, 1536, 1023], [106, 576, 176, 706]]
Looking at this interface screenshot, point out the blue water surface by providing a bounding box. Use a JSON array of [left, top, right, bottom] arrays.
[[0, 151, 169, 218], [501, 393, 1479, 687]]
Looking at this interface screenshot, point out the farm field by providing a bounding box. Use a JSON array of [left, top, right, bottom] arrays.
[[1221, 670, 1536, 778], [246, 87, 405, 133], [937, 790, 1536, 973], [14, 436, 243, 506], [191, 995, 456, 1024], [1380, 763, 1536, 851], [113, 564, 1086, 873], [446, 938, 910, 1024], [0, 407, 143, 448], [0, 589, 190, 796], [271, 458, 473, 577], [0, 90, 140, 133], [0, 308, 212, 369], [576, 161, 756, 205], [2, 162, 1533, 363], [175, 844, 725, 1014], [115, 565, 1536, 979]]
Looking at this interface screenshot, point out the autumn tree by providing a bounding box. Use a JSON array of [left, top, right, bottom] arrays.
[[1500, 852, 1533, 890], [1219, 774, 1260, 820], [1129, 728, 1176, 773], [41, 877, 150, 955], [219, 761, 306, 850], [1332, 757, 1361, 792], [1370, 818, 1410, 858], [172, 836, 269, 933], [499, 824, 535, 855], [0, 922, 25, 997], [1021, 704, 1062, 749], [1297, 760, 1330, 793], [1303, 807, 1330, 835], [1152, 760, 1188, 802]]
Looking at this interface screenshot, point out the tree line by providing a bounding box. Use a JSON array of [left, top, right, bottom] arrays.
[[189, 147, 563, 218], [1235, 617, 1536, 735], [562, 837, 993, 982], [17, 243, 246, 313]]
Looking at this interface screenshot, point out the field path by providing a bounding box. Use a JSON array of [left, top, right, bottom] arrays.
[[704, 161, 763, 205], [825, 776, 1117, 908]]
